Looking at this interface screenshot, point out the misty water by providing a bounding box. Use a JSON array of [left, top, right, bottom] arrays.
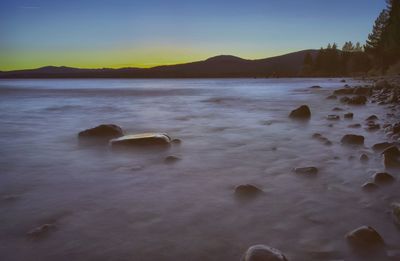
[[0, 78, 399, 261]]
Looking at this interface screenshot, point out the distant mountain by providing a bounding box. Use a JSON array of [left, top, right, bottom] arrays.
[[0, 50, 318, 78]]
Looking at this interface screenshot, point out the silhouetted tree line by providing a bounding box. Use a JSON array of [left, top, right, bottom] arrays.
[[302, 0, 399, 76]]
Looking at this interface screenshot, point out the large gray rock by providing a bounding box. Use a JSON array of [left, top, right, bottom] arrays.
[[345, 226, 385, 250], [289, 105, 311, 119], [110, 133, 171, 148], [241, 245, 288, 261], [78, 124, 123, 144], [341, 134, 364, 145]]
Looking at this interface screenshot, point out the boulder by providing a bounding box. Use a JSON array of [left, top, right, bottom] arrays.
[[341, 134, 364, 145], [348, 96, 367, 105], [362, 182, 379, 192], [289, 105, 311, 119], [234, 184, 263, 198], [293, 167, 318, 176], [373, 172, 395, 185], [382, 146, 400, 169], [110, 133, 171, 149], [78, 124, 123, 144], [344, 113, 354, 119], [241, 245, 288, 261], [372, 142, 394, 152], [345, 226, 385, 250]]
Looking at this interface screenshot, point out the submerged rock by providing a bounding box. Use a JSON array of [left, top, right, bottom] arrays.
[[362, 182, 379, 192], [332, 107, 343, 111], [289, 105, 311, 119], [327, 115, 340, 120], [78, 124, 123, 144], [164, 155, 181, 164], [241, 245, 288, 261], [393, 203, 400, 227], [27, 224, 56, 238], [234, 184, 263, 199], [345, 226, 385, 251], [348, 123, 361, 128], [293, 167, 318, 176], [110, 133, 171, 149], [373, 172, 395, 185], [360, 154, 369, 162], [341, 134, 364, 145]]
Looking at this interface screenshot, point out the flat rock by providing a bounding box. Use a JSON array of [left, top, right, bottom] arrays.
[[110, 133, 171, 148], [241, 245, 288, 261], [235, 184, 263, 199], [373, 172, 395, 185], [78, 124, 123, 144], [327, 115, 340, 120], [289, 105, 311, 119], [341, 134, 364, 145], [372, 142, 394, 152], [293, 167, 318, 176], [345, 226, 385, 250]]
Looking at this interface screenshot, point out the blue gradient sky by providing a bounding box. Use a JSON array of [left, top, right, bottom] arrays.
[[0, 0, 387, 70]]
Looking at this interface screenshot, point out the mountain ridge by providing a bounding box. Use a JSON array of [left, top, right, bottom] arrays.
[[0, 49, 318, 78]]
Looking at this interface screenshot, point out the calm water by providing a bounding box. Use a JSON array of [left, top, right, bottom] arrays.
[[0, 78, 399, 261]]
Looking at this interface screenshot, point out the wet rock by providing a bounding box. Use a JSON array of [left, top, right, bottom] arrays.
[[362, 182, 379, 192], [354, 87, 371, 96], [327, 115, 340, 120], [360, 154, 369, 162], [234, 184, 263, 198], [344, 113, 354, 119], [27, 224, 56, 238], [241, 245, 288, 261], [366, 115, 378, 121], [164, 155, 181, 164], [392, 122, 400, 134], [392, 203, 400, 227], [372, 142, 394, 152], [289, 105, 311, 119], [341, 134, 364, 145], [373, 172, 395, 185], [382, 146, 400, 169], [310, 85, 321, 89], [334, 88, 354, 95], [78, 124, 123, 144], [366, 122, 380, 131], [293, 167, 318, 176], [375, 79, 390, 89], [348, 96, 367, 105], [348, 123, 361, 128], [326, 95, 337, 100], [345, 226, 385, 250], [341, 79, 346, 83], [312, 133, 323, 139], [332, 107, 343, 111], [110, 133, 171, 149]]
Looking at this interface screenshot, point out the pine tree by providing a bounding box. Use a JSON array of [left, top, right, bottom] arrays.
[[365, 10, 389, 53]]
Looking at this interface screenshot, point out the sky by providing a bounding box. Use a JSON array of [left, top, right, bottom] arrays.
[[0, 0, 387, 70]]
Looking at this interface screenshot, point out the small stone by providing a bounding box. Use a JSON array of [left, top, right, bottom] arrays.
[[327, 115, 340, 120], [360, 154, 369, 162], [310, 85, 321, 89], [234, 184, 263, 198], [366, 115, 378, 121], [333, 107, 343, 111], [344, 113, 354, 119], [348, 123, 361, 128], [341, 134, 364, 145], [345, 226, 385, 250], [373, 172, 395, 185], [293, 167, 318, 176], [362, 182, 379, 192], [289, 105, 311, 119], [241, 245, 288, 261]]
